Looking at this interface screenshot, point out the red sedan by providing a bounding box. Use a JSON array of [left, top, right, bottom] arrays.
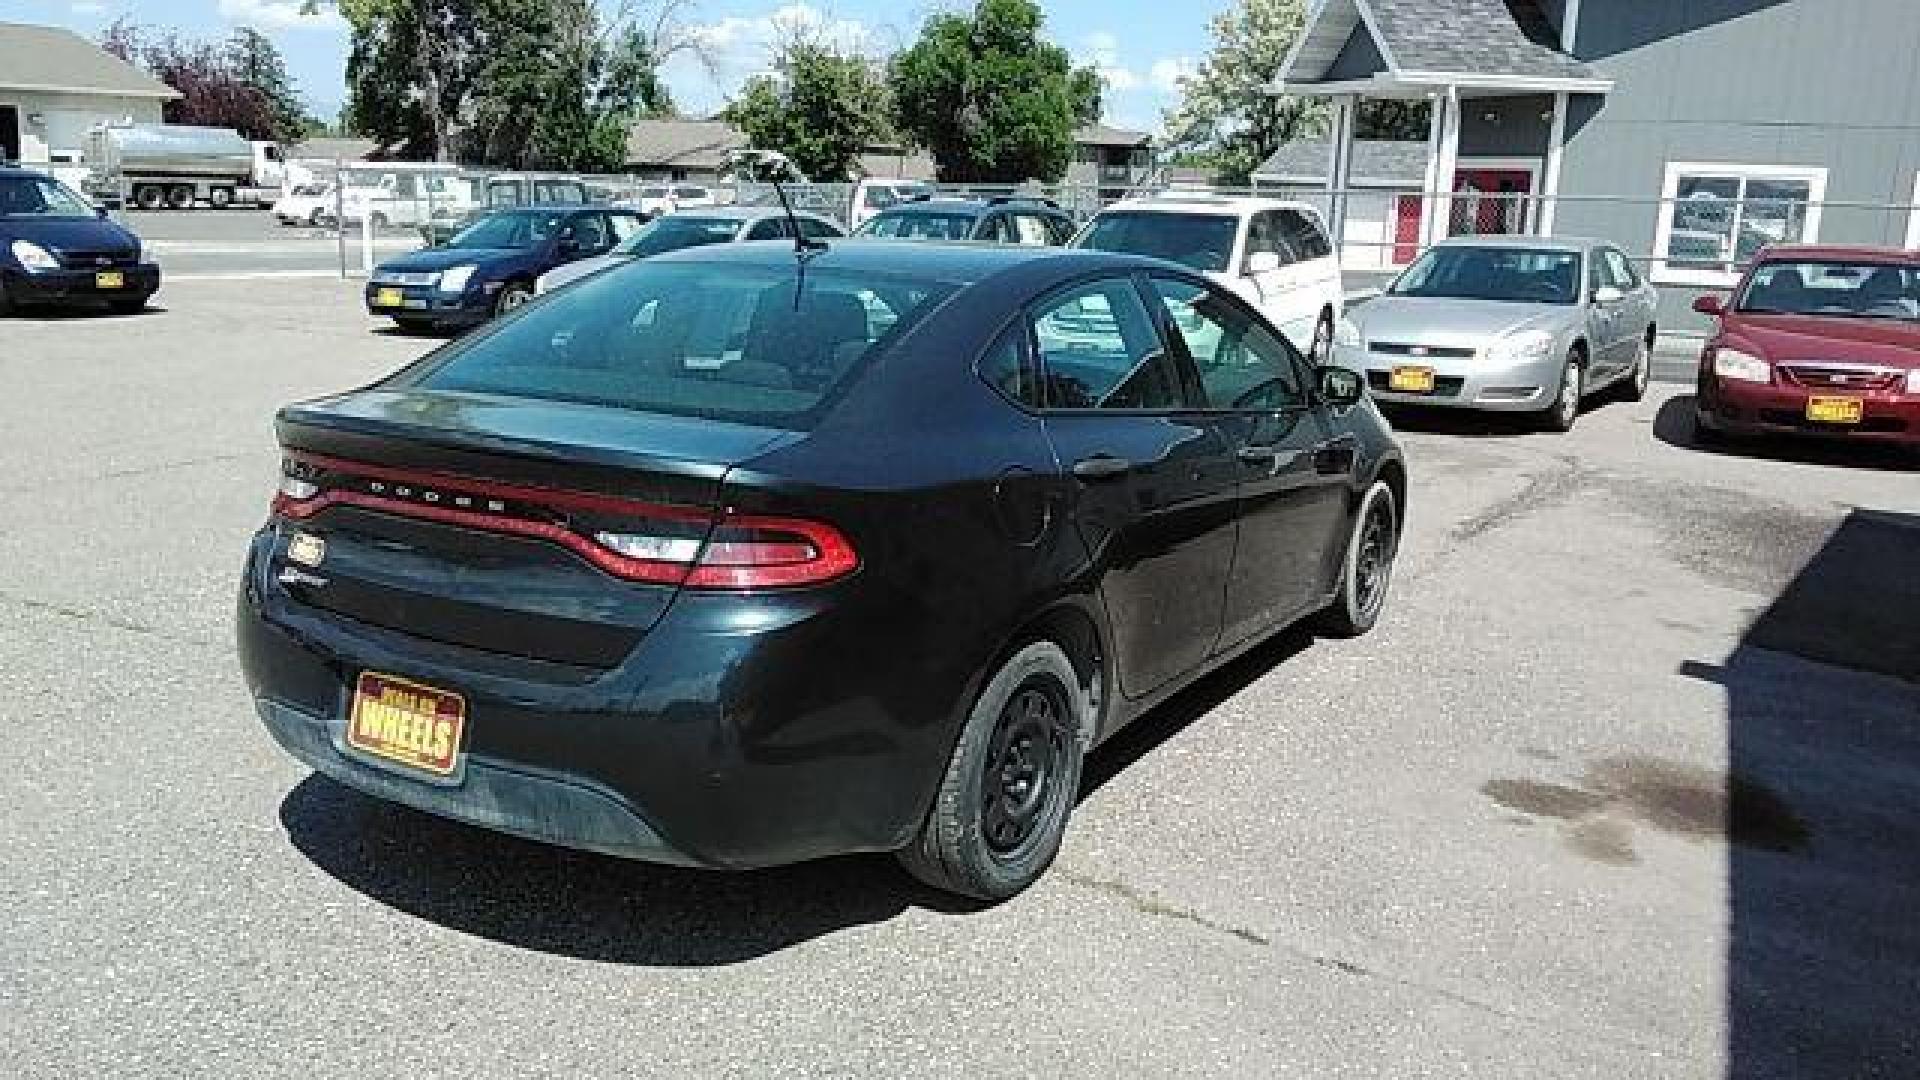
[[1693, 245, 1920, 449]]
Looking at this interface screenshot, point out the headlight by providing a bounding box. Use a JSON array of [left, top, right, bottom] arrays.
[[438, 265, 476, 292], [10, 240, 57, 271], [1487, 329, 1555, 364], [1713, 347, 1771, 384], [1334, 317, 1363, 347], [1905, 369, 1920, 395]]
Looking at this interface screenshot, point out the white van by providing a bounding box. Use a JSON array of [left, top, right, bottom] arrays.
[[1072, 194, 1345, 359]]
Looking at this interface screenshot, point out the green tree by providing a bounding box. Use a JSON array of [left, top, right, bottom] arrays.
[[1162, 0, 1321, 186], [226, 27, 308, 144], [724, 41, 890, 181], [888, 0, 1100, 184]]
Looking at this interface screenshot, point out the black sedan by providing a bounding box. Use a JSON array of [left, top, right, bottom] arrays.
[[240, 241, 1406, 900], [0, 167, 159, 316], [365, 205, 643, 332]]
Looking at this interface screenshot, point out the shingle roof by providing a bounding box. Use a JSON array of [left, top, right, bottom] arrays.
[[1366, 0, 1595, 80], [623, 119, 746, 170], [0, 21, 178, 99], [1075, 124, 1151, 148], [1252, 138, 1428, 187]]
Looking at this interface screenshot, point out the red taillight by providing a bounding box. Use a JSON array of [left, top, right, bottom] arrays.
[[271, 453, 857, 590]]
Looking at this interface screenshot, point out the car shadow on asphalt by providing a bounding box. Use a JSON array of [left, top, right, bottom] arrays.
[[1678, 508, 1920, 1076], [277, 625, 1320, 965], [1379, 399, 1614, 438], [6, 304, 166, 321], [1652, 394, 1917, 471]]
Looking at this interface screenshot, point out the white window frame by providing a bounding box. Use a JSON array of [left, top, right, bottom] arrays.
[[1906, 172, 1920, 250], [1651, 161, 1828, 287]]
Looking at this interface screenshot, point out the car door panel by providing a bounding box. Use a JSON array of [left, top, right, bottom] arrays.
[[1147, 274, 1350, 646], [1028, 275, 1239, 699]]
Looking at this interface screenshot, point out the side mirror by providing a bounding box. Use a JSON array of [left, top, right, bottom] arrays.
[[1245, 250, 1282, 276], [1316, 365, 1364, 408], [1592, 285, 1625, 306], [1692, 294, 1726, 317]]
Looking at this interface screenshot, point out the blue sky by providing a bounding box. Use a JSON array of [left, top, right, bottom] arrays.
[[7, 0, 1227, 132]]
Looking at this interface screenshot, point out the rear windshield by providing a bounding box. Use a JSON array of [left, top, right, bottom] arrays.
[[1738, 260, 1918, 321], [857, 211, 977, 240], [617, 215, 744, 257], [1074, 212, 1238, 274], [401, 261, 958, 429]]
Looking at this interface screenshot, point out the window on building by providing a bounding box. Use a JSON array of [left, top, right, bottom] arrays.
[[1652, 162, 1827, 286]]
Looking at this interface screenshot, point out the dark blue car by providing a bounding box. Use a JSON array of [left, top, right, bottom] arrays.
[[366, 205, 644, 332], [0, 167, 160, 316]]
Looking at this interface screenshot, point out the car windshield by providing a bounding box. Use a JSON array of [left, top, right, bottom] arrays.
[[1390, 246, 1582, 305], [1738, 260, 1919, 321], [447, 210, 565, 250], [0, 175, 96, 219], [1073, 212, 1238, 274], [616, 215, 745, 257], [856, 211, 977, 240], [639, 186, 668, 198], [401, 261, 958, 430]]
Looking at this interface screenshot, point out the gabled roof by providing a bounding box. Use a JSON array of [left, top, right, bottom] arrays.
[[1074, 124, 1152, 148], [1252, 138, 1428, 187], [1279, 0, 1608, 93], [623, 119, 746, 170], [0, 21, 179, 100]]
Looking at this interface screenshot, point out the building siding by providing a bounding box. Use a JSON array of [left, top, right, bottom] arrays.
[[1, 91, 164, 166], [1553, 0, 1920, 332]]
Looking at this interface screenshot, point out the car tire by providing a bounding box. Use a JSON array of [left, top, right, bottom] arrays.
[[165, 185, 194, 210], [208, 187, 234, 210], [493, 283, 532, 318], [1309, 310, 1334, 363], [897, 640, 1090, 902], [1539, 349, 1585, 433], [1315, 479, 1400, 638], [1692, 408, 1729, 448], [133, 185, 165, 211], [0, 278, 14, 317], [1618, 332, 1652, 403]]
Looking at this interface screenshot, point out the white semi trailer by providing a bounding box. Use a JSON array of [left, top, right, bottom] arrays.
[[83, 123, 311, 209]]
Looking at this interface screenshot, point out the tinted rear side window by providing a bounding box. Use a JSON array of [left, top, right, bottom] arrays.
[[403, 262, 957, 430]]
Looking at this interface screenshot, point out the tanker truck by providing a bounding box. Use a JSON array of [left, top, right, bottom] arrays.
[[82, 123, 311, 210]]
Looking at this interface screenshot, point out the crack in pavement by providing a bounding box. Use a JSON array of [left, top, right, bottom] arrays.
[[1061, 868, 1675, 1057], [0, 589, 230, 653], [1443, 454, 1592, 548], [0, 450, 257, 496]]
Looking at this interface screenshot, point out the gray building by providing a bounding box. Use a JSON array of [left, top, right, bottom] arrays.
[[1068, 124, 1153, 195], [1276, 0, 1920, 331]]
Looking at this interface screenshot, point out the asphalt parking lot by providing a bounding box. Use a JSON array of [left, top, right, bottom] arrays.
[[3, 272, 1918, 1079]]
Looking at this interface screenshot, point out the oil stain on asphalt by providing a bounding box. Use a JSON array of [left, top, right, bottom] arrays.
[[1482, 755, 1811, 865]]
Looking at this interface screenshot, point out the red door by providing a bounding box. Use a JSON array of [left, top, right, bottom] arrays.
[[1393, 195, 1423, 264], [1451, 168, 1534, 236]]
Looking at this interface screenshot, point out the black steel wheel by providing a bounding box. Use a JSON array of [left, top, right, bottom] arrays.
[[1315, 479, 1400, 638], [898, 641, 1089, 901]]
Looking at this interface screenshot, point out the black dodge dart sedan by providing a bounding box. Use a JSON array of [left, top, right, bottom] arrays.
[[238, 239, 1406, 900]]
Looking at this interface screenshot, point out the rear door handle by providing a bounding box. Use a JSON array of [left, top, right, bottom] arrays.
[[1236, 445, 1279, 465], [1071, 455, 1131, 482]]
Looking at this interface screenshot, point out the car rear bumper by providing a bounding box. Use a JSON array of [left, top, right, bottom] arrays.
[[1701, 376, 1920, 445], [235, 526, 963, 870], [5, 263, 160, 305], [1341, 346, 1561, 412]]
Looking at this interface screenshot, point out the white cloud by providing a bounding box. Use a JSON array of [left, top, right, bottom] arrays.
[[217, 0, 346, 32], [71, 1, 106, 15], [1149, 57, 1196, 93], [669, 3, 875, 109], [1081, 30, 1142, 94]]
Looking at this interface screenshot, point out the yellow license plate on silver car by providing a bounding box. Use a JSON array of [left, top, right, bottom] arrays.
[[1389, 366, 1436, 393], [1805, 396, 1863, 424]]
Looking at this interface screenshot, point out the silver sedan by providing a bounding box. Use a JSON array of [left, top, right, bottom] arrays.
[[1333, 236, 1659, 431]]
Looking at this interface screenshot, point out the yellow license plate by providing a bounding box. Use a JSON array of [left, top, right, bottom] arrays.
[[346, 672, 466, 777], [1805, 396, 1864, 424], [1389, 365, 1436, 393], [373, 287, 405, 308], [95, 271, 124, 290]]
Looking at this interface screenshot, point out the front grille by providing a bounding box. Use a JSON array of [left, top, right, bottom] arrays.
[[370, 270, 440, 287], [56, 248, 138, 270], [1779, 365, 1901, 392], [1367, 370, 1466, 398], [1371, 341, 1478, 360]]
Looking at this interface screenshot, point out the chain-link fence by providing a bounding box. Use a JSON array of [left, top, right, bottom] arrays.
[[316, 164, 1920, 321]]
